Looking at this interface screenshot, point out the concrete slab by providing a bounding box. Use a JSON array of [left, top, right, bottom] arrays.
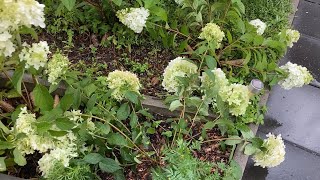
[[259, 85, 320, 154], [305, 0, 320, 5], [293, 0, 320, 39], [282, 34, 320, 81], [242, 135, 320, 180]]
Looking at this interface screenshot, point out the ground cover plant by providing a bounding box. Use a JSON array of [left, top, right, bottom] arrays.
[[0, 0, 314, 179]]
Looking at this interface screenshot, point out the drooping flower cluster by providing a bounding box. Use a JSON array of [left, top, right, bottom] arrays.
[[0, 0, 45, 57], [219, 83, 250, 116], [106, 70, 141, 101], [162, 57, 198, 93], [199, 23, 225, 48], [14, 107, 55, 155], [285, 29, 300, 48], [46, 53, 70, 85], [19, 41, 50, 70], [253, 133, 286, 168], [279, 62, 313, 90], [249, 19, 266, 35], [116, 7, 149, 33]]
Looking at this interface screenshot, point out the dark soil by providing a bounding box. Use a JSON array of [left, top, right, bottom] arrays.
[[32, 32, 176, 97]]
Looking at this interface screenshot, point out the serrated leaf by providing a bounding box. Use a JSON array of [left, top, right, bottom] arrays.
[[35, 121, 53, 134], [169, 100, 182, 111], [55, 118, 76, 131], [112, 0, 122, 6], [107, 133, 128, 146], [32, 84, 54, 112], [244, 144, 257, 155], [125, 91, 139, 104], [86, 94, 97, 111], [129, 112, 138, 128], [99, 158, 122, 173], [225, 135, 242, 145], [83, 153, 104, 164], [61, 0, 76, 11], [117, 103, 130, 121], [59, 94, 73, 111], [83, 84, 97, 97], [205, 55, 217, 70], [204, 121, 215, 130], [13, 148, 26, 166], [11, 66, 24, 95]]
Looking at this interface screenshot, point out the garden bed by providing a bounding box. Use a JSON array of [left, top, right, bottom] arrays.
[[0, 0, 307, 179]]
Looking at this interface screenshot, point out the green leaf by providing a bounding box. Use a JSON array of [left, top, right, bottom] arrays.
[[152, 7, 168, 22], [125, 91, 139, 104], [32, 84, 54, 112], [61, 0, 76, 11], [237, 124, 254, 139], [83, 84, 97, 97], [169, 100, 182, 111], [99, 158, 122, 173], [97, 122, 110, 135], [72, 88, 81, 109], [11, 66, 24, 95], [161, 131, 172, 137], [244, 144, 257, 155], [129, 112, 138, 128], [107, 133, 128, 146], [59, 94, 73, 111], [83, 153, 104, 164], [0, 141, 14, 150], [0, 157, 6, 171], [112, 0, 122, 6], [225, 135, 242, 145], [117, 103, 130, 121], [55, 118, 76, 131], [13, 148, 26, 166], [86, 94, 97, 111], [37, 108, 63, 122], [48, 130, 68, 137], [0, 121, 10, 134], [205, 55, 217, 70], [204, 121, 215, 130], [19, 26, 38, 41], [35, 121, 53, 134]]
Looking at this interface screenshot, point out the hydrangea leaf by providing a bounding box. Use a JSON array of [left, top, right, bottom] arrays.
[[13, 148, 26, 166], [99, 158, 122, 173]]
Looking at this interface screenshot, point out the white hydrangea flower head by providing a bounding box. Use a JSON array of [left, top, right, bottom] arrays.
[[279, 62, 313, 90], [253, 133, 286, 168], [64, 110, 84, 124], [0, 0, 45, 31], [199, 23, 225, 47], [46, 53, 70, 85], [16, 0, 46, 28], [38, 147, 78, 178], [285, 29, 300, 47], [219, 83, 250, 116], [162, 57, 198, 93], [249, 19, 266, 35], [116, 7, 149, 33], [14, 107, 55, 154], [19, 41, 50, 70], [106, 70, 141, 101], [0, 31, 15, 57], [14, 107, 36, 135], [200, 68, 229, 89]]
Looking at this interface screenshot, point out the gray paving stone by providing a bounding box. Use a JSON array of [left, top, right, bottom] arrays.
[[242, 134, 320, 180], [259, 85, 320, 154], [293, 0, 320, 39], [282, 34, 320, 81], [305, 0, 320, 5]]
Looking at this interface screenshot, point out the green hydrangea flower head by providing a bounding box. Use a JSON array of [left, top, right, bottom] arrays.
[[162, 57, 198, 93], [285, 29, 300, 47], [106, 70, 141, 101], [46, 53, 70, 85], [199, 23, 225, 48], [219, 83, 250, 116]]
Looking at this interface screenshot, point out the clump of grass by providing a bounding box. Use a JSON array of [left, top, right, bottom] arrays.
[[243, 0, 292, 36]]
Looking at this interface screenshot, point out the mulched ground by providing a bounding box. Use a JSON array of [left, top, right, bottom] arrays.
[[33, 32, 176, 96]]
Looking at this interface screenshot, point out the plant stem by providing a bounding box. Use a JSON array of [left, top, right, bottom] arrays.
[[81, 114, 156, 162]]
